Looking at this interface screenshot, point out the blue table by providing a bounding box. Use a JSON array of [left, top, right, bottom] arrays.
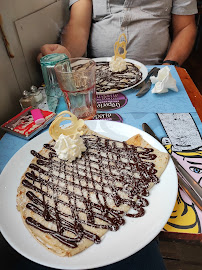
[[1, 66, 202, 269], [1, 65, 201, 173]]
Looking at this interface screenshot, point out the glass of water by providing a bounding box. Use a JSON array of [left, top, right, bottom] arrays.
[[40, 53, 69, 111], [54, 58, 97, 120]]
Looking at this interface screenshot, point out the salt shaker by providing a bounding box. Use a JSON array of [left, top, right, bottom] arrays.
[[19, 90, 36, 109], [30, 85, 43, 104]]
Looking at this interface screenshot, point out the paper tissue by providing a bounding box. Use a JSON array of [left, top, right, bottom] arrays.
[[150, 66, 178, 94]]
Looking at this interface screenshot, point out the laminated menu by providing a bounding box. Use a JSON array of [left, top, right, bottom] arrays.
[[1, 107, 55, 139]]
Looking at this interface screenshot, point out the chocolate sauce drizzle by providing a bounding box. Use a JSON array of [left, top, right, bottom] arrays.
[[22, 135, 158, 248], [95, 62, 142, 93]]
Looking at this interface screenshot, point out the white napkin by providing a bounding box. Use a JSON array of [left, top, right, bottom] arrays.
[[150, 66, 178, 94]]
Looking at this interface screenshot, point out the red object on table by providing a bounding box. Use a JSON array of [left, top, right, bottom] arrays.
[[1, 107, 55, 139]]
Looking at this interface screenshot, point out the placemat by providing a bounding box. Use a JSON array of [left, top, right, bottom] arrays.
[[100, 65, 196, 114]]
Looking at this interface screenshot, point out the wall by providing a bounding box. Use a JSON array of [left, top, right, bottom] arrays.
[[0, 0, 69, 135]]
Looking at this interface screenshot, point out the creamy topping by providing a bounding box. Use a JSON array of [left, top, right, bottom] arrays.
[[109, 56, 127, 72], [54, 133, 86, 161]]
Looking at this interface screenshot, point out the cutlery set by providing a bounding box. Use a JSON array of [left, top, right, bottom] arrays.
[[136, 67, 160, 97]]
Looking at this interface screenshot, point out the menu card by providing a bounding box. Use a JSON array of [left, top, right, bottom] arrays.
[[1, 107, 55, 140]]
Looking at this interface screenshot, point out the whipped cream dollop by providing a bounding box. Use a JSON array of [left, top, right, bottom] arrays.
[[109, 56, 127, 72], [54, 133, 86, 161], [150, 66, 178, 94]]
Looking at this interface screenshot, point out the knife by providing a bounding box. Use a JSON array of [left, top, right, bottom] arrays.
[[136, 67, 160, 97], [142, 123, 202, 210]]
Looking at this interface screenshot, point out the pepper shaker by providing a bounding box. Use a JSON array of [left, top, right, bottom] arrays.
[[19, 90, 36, 109]]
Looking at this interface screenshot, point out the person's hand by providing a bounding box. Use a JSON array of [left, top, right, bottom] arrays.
[[37, 44, 71, 62]]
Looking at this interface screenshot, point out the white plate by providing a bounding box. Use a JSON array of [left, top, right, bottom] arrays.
[[0, 120, 177, 270], [94, 57, 148, 95]]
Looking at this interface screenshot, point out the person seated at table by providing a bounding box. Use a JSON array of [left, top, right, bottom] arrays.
[[37, 0, 198, 67]]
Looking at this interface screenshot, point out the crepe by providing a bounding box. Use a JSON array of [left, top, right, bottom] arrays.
[[95, 62, 142, 93], [16, 125, 169, 257]]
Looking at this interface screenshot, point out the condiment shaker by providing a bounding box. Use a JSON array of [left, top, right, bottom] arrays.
[[19, 90, 36, 110], [30, 85, 43, 104]]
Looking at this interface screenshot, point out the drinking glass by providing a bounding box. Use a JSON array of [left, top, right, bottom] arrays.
[[54, 58, 97, 120], [40, 53, 69, 111]]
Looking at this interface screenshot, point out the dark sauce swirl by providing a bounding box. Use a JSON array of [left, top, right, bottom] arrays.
[[22, 135, 158, 248]]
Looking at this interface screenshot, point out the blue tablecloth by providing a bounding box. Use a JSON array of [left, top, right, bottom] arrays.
[[113, 65, 196, 114], [0, 65, 201, 173]]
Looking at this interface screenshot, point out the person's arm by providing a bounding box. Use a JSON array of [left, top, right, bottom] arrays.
[[61, 0, 92, 57], [37, 0, 92, 61], [163, 14, 197, 66]]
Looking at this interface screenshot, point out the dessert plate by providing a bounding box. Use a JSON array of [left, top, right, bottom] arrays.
[[94, 57, 148, 95], [0, 120, 177, 269]]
